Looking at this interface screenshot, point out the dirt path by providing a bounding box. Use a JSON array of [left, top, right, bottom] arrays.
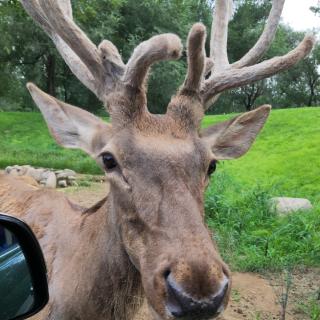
[[61, 179, 320, 320]]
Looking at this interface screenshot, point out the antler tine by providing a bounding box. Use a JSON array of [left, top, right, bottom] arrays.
[[202, 35, 315, 106], [21, 0, 104, 99], [39, 0, 103, 85], [232, 0, 285, 69], [201, 0, 316, 110], [181, 23, 206, 95], [210, 0, 233, 73], [21, 0, 52, 34], [166, 24, 207, 133], [123, 34, 182, 91], [204, 58, 214, 77]]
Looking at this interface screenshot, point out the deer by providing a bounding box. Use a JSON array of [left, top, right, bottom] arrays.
[[0, 0, 314, 319]]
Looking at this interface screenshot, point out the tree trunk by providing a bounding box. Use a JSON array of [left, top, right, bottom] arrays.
[[46, 54, 56, 97], [307, 77, 318, 106]]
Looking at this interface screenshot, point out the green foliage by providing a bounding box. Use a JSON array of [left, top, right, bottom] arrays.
[[296, 292, 320, 320], [228, 0, 272, 63], [275, 40, 320, 108], [205, 170, 320, 271]]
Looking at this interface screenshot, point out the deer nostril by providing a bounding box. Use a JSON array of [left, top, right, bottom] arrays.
[[163, 268, 171, 280], [165, 274, 229, 319]]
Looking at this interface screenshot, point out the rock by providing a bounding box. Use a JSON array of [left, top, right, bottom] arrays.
[[25, 167, 46, 182], [270, 197, 313, 215], [64, 169, 76, 176], [58, 180, 68, 188], [5, 165, 78, 189], [56, 169, 76, 181], [5, 166, 12, 174], [40, 170, 52, 180], [45, 172, 57, 188], [9, 165, 27, 176]]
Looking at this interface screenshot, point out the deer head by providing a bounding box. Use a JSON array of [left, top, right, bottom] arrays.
[[21, 1, 314, 319]]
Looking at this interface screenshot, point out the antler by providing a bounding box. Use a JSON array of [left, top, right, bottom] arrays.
[[22, 0, 315, 124], [167, 24, 207, 132], [124, 34, 182, 90], [201, 0, 315, 109], [21, 0, 110, 99], [21, 0, 182, 112]]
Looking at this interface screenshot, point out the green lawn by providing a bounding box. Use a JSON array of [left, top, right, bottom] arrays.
[[1, 107, 320, 201]]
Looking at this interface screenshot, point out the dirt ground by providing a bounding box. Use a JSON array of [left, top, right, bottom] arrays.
[[60, 179, 320, 320]]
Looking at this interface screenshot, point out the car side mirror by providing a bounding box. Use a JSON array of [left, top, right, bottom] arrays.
[[0, 213, 49, 320]]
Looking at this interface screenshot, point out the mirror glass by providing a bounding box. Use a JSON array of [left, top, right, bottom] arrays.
[[0, 225, 35, 320]]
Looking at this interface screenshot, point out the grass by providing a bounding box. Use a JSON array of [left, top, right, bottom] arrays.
[[205, 170, 320, 271]]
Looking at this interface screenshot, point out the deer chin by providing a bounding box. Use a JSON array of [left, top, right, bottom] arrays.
[[148, 303, 226, 320]]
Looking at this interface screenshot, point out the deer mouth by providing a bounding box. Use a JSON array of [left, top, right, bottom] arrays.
[[142, 264, 230, 320]]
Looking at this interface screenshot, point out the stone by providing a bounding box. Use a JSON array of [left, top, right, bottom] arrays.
[[25, 167, 45, 182], [58, 180, 68, 188], [56, 169, 76, 181], [64, 169, 76, 176], [4, 165, 79, 189], [45, 172, 57, 189], [56, 172, 69, 180], [10, 165, 27, 176], [270, 197, 313, 215], [40, 170, 52, 180], [5, 166, 12, 174]]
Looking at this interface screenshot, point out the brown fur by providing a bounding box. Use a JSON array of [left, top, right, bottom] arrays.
[[0, 174, 143, 320], [1, 22, 272, 320], [16, 0, 311, 315]]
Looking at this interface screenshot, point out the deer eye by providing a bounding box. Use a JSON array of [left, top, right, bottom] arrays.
[[102, 152, 117, 170], [208, 160, 217, 176]]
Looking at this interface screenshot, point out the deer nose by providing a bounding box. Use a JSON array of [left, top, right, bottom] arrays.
[[165, 272, 229, 319]]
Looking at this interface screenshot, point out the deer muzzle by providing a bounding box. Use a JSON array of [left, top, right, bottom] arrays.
[[165, 271, 229, 319]]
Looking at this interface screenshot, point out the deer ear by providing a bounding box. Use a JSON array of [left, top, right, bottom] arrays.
[[27, 83, 112, 157], [201, 105, 271, 160]]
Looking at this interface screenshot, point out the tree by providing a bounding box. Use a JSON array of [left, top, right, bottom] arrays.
[[310, 4, 320, 16], [275, 33, 320, 107]]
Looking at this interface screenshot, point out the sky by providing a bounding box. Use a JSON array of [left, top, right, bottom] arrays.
[[281, 0, 320, 31]]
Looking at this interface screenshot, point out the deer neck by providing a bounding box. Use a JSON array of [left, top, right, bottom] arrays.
[[98, 191, 144, 319], [51, 189, 143, 320]]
